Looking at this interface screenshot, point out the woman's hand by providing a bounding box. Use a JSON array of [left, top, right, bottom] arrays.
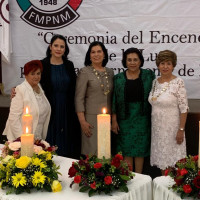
[[176, 130, 184, 144], [80, 121, 93, 137], [111, 121, 120, 134], [10, 87, 16, 99]]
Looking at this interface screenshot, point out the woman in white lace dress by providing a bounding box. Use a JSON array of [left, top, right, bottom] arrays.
[[148, 50, 188, 175]]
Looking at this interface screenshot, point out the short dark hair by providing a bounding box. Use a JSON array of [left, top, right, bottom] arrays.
[[122, 47, 144, 68], [46, 34, 69, 59], [84, 41, 108, 67], [24, 60, 43, 75], [156, 50, 177, 68]]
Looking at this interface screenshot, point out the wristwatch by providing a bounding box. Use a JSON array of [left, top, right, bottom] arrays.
[[179, 128, 184, 131]]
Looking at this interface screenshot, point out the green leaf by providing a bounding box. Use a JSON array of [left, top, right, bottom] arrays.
[[120, 185, 128, 192], [88, 189, 96, 197], [44, 184, 52, 192], [79, 186, 90, 192], [120, 175, 131, 181]]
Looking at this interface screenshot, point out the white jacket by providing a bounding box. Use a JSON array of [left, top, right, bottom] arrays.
[[3, 80, 51, 141]]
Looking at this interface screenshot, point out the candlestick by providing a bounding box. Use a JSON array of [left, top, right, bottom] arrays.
[[198, 121, 200, 168], [97, 108, 111, 159]]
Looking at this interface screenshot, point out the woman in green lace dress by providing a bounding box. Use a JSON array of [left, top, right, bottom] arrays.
[[112, 48, 155, 173]]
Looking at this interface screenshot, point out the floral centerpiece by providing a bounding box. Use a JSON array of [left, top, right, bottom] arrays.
[[1, 138, 57, 159], [0, 139, 62, 194], [166, 155, 200, 199], [68, 153, 134, 197]]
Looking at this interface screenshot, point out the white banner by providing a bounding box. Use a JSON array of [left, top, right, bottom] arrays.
[[2, 0, 200, 98], [0, 0, 11, 63]]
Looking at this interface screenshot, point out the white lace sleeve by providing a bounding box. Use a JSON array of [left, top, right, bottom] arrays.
[[177, 78, 188, 113]]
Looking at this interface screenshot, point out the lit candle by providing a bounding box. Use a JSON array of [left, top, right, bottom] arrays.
[[22, 107, 33, 134], [199, 121, 200, 168], [21, 107, 34, 157], [21, 126, 34, 157], [97, 108, 111, 159]]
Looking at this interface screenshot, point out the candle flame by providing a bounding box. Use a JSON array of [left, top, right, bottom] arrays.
[[102, 108, 107, 114], [25, 107, 29, 114], [26, 127, 29, 134]]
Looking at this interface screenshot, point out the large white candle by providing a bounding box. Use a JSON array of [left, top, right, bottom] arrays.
[[21, 127, 34, 157], [198, 121, 200, 168], [21, 107, 34, 157], [97, 108, 111, 159]]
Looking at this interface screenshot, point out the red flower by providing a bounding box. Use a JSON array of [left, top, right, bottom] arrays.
[[183, 184, 192, 194], [104, 176, 112, 185], [193, 155, 198, 162], [115, 154, 123, 160], [111, 154, 124, 168], [74, 175, 81, 184], [68, 164, 77, 178], [13, 151, 20, 158], [176, 169, 181, 176], [111, 157, 121, 168], [94, 162, 102, 169], [198, 171, 200, 176], [46, 146, 57, 152], [164, 169, 169, 176], [193, 176, 200, 188], [180, 168, 188, 176], [90, 181, 96, 189], [174, 177, 184, 186]]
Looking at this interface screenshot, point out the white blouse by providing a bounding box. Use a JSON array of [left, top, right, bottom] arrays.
[[33, 90, 49, 140]]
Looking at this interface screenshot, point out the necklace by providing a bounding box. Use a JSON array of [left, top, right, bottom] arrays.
[[151, 80, 170, 101], [91, 66, 110, 95]]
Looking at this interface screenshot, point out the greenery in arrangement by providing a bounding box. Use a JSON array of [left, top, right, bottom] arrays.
[[166, 155, 200, 199], [68, 153, 134, 197], [0, 139, 62, 194]]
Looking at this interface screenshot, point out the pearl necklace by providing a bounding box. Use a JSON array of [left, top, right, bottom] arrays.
[[91, 66, 110, 95]]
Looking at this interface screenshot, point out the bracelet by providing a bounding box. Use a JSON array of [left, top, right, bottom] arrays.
[[179, 128, 184, 131]]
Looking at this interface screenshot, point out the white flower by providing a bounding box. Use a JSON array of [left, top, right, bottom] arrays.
[[34, 145, 43, 154], [40, 140, 50, 148], [2, 155, 14, 163], [8, 142, 21, 151]]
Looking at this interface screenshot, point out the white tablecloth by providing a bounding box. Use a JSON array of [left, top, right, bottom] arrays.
[[153, 176, 194, 200], [0, 144, 152, 200]]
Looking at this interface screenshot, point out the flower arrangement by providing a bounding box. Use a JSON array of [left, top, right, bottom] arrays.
[[1, 138, 57, 159], [166, 155, 200, 199], [68, 153, 134, 197], [0, 139, 62, 194]]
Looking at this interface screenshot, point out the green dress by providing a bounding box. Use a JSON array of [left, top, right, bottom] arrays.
[[112, 69, 155, 157]]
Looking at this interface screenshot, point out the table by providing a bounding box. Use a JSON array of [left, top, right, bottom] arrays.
[[153, 176, 194, 200], [0, 144, 153, 200]]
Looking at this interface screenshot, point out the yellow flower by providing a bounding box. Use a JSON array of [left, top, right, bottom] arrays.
[[46, 152, 52, 161], [51, 180, 62, 192], [15, 156, 31, 169], [2, 155, 14, 163], [12, 172, 26, 188], [32, 171, 46, 186], [32, 158, 47, 169], [0, 163, 5, 171], [38, 150, 46, 155], [0, 180, 4, 188], [6, 170, 11, 182]]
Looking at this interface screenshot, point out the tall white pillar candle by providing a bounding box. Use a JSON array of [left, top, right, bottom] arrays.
[[97, 108, 111, 159]]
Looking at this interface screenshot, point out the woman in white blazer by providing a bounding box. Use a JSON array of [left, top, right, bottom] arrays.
[[3, 60, 51, 141]]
